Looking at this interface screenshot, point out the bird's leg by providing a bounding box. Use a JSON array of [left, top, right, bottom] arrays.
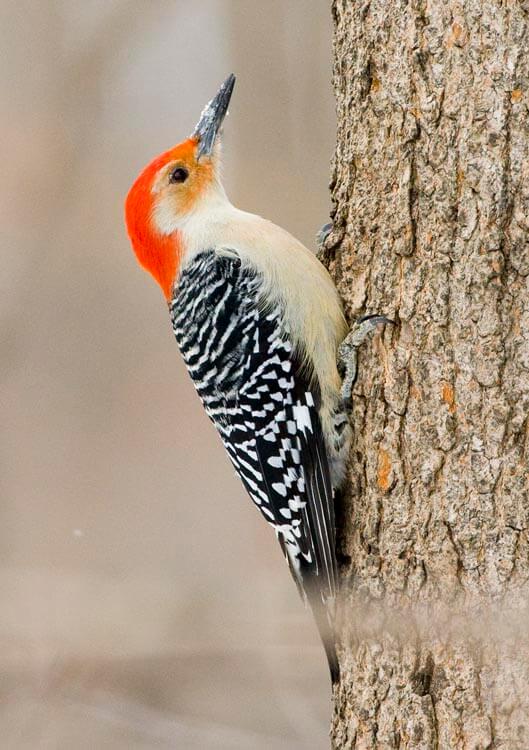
[[338, 315, 392, 409]]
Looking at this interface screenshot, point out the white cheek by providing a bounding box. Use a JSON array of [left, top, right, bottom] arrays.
[[152, 180, 228, 239], [152, 193, 180, 236]]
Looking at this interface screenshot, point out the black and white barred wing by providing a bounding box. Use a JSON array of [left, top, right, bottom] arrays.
[[239, 353, 337, 606], [171, 250, 337, 606]]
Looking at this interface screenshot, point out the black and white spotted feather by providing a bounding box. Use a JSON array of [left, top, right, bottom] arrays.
[[170, 249, 339, 680]]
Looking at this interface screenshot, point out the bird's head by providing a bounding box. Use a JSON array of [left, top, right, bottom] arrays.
[[125, 74, 235, 300]]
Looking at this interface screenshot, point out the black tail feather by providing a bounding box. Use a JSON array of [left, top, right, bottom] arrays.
[[305, 577, 340, 685]]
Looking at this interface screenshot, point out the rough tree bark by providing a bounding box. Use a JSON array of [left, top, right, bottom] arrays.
[[321, 1, 529, 747]]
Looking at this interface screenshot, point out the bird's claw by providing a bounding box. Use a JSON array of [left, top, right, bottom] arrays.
[[316, 222, 333, 250], [338, 315, 393, 409]]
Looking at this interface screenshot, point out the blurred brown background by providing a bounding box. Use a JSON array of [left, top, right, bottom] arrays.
[[1, 2, 335, 747]]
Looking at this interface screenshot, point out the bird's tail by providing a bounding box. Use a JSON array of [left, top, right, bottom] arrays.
[[306, 580, 340, 685], [278, 535, 340, 684]]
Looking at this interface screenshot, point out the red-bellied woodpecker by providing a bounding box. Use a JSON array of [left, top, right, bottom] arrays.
[[125, 74, 388, 683]]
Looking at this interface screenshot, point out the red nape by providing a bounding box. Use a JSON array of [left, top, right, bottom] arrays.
[[125, 147, 185, 300]]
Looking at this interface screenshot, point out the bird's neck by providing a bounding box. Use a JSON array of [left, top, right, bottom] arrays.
[[176, 184, 241, 267]]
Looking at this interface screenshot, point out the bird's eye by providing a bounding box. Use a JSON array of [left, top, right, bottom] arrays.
[[169, 167, 189, 184]]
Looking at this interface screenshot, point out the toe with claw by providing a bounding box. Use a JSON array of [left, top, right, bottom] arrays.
[[338, 315, 393, 409], [316, 222, 333, 250]]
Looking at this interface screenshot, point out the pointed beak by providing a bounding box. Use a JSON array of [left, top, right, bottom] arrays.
[[192, 74, 236, 160]]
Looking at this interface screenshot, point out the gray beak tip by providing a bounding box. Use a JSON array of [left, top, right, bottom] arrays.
[[193, 74, 236, 160]]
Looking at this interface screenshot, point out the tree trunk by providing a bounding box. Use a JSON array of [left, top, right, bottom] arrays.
[[323, 1, 529, 747]]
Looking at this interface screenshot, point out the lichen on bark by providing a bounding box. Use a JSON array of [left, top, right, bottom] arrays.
[[324, 1, 529, 747]]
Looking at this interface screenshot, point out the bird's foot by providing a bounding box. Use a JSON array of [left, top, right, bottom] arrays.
[[316, 222, 333, 250], [316, 221, 346, 263], [338, 315, 393, 409]]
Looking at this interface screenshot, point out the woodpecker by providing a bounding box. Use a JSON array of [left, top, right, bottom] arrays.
[[125, 74, 386, 683]]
